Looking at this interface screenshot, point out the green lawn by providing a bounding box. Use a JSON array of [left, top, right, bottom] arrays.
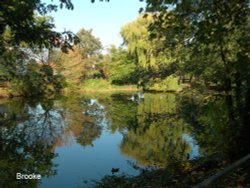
[[79, 79, 141, 92]]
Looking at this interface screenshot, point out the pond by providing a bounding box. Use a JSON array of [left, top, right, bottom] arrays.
[[0, 92, 247, 188]]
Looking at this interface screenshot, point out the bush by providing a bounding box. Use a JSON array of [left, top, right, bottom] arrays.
[[9, 63, 66, 97], [145, 75, 181, 92]]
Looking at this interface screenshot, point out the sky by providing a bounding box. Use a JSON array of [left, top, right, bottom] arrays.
[[46, 0, 146, 49]]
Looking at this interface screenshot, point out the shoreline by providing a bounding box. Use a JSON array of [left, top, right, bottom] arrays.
[[0, 86, 187, 99]]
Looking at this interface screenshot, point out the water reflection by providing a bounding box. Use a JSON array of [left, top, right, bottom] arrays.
[[1, 92, 229, 187], [59, 98, 104, 147], [0, 99, 61, 188], [100, 93, 198, 167], [178, 93, 250, 160]]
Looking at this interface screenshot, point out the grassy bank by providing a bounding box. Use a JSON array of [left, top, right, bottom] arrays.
[[0, 78, 186, 98], [78, 79, 141, 92], [78, 78, 188, 93]]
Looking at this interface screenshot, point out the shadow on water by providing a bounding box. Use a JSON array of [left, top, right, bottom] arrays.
[[179, 92, 250, 160]]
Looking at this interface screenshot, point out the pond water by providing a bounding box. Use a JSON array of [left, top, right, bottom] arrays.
[[0, 92, 239, 188]]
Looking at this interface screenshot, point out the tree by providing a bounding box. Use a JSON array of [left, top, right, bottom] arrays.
[[76, 28, 103, 79], [48, 27, 103, 85], [120, 15, 180, 90], [0, 0, 78, 54], [106, 45, 138, 85], [0, 1, 78, 96], [77, 28, 102, 58], [143, 0, 250, 125], [49, 46, 84, 85]]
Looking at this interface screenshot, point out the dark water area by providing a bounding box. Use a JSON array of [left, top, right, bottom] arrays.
[[0, 92, 249, 187]]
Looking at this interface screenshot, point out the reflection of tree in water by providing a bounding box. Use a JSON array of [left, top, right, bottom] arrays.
[[0, 99, 29, 126], [101, 93, 138, 133], [102, 93, 194, 167], [121, 119, 190, 167], [0, 99, 66, 188], [59, 97, 103, 147], [0, 96, 112, 187], [9, 106, 67, 147], [178, 93, 250, 160], [76, 121, 102, 147]]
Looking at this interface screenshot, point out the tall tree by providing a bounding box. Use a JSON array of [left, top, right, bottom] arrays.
[[49, 28, 103, 85], [77, 28, 102, 58], [121, 15, 180, 90], [77, 28, 103, 79], [143, 0, 250, 124]]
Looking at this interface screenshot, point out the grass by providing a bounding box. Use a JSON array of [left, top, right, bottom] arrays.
[[79, 79, 141, 92], [0, 77, 184, 98], [0, 79, 141, 98]]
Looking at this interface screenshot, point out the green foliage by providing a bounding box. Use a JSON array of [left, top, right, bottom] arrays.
[[76, 28, 103, 79], [121, 15, 154, 69], [144, 75, 180, 91], [120, 15, 181, 90], [106, 46, 138, 85], [77, 28, 102, 58], [9, 63, 65, 97], [0, 0, 83, 97], [80, 79, 138, 92], [49, 46, 85, 85], [145, 0, 250, 103], [0, 46, 65, 97], [48, 27, 104, 88], [141, 0, 250, 130], [0, 12, 72, 97], [0, 1, 78, 54]]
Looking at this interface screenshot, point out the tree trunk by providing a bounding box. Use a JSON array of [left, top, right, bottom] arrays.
[[235, 72, 243, 126], [244, 79, 250, 127]]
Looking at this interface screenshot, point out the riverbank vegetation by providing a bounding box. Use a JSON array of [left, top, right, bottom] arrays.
[[0, 1, 249, 97], [0, 0, 249, 187], [0, 8, 188, 97]]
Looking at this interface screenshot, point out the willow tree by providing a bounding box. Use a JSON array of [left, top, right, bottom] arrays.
[[120, 15, 180, 91]]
